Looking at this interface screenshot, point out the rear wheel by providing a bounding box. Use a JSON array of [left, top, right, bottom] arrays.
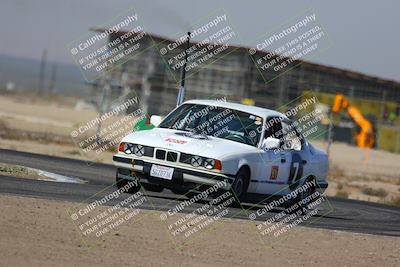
[[301, 179, 315, 199], [287, 177, 316, 214], [298, 177, 316, 208]]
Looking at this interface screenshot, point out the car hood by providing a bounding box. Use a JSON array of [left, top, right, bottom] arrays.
[[121, 127, 257, 159]]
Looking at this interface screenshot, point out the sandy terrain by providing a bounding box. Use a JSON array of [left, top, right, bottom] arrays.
[[0, 94, 97, 136], [0, 195, 399, 267], [313, 141, 400, 180]]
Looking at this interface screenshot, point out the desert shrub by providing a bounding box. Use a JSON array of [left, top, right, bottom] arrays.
[[336, 190, 349, 199], [337, 183, 344, 190], [388, 196, 400, 206], [362, 187, 388, 197], [328, 165, 345, 180]]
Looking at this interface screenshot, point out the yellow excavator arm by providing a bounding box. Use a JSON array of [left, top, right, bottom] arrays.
[[331, 94, 374, 148]]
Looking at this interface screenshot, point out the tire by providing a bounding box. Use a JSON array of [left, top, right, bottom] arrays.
[[170, 188, 188, 195], [185, 190, 204, 200], [115, 170, 141, 194], [142, 183, 164, 193], [231, 168, 250, 205], [301, 179, 316, 199], [289, 177, 316, 214]]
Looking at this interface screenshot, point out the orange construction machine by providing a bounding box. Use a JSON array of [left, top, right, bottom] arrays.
[[331, 94, 375, 148]]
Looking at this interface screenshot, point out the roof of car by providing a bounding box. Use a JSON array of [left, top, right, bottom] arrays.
[[184, 99, 287, 119]]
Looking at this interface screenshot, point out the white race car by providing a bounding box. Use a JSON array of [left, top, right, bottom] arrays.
[[113, 99, 328, 205]]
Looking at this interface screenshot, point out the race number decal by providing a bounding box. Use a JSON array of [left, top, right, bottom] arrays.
[[269, 166, 279, 180], [288, 153, 304, 190]]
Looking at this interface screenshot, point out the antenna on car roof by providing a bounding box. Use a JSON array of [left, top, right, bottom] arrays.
[[176, 32, 191, 106]]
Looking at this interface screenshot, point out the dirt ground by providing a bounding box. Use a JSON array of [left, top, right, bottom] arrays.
[[0, 94, 97, 136], [0, 195, 399, 267], [0, 94, 400, 205]]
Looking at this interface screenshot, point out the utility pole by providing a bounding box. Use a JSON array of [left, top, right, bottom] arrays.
[[176, 32, 191, 106], [95, 73, 110, 146], [48, 63, 58, 94], [141, 60, 155, 115], [326, 112, 333, 159], [37, 49, 47, 95]]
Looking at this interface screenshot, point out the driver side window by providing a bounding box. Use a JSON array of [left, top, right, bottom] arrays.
[[264, 117, 283, 140], [281, 121, 303, 151], [264, 117, 303, 151]]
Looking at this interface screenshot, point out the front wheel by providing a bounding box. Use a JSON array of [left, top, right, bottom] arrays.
[[230, 168, 250, 205], [115, 170, 141, 193], [170, 188, 189, 195], [142, 184, 164, 192]]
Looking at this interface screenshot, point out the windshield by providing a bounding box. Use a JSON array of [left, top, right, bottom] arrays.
[[159, 103, 263, 146]]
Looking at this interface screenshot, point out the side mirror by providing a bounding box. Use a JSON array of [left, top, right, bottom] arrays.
[[150, 115, 163, 127], [262, 137, 281, 150]]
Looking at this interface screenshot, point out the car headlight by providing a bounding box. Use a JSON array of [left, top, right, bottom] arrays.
[[204, 158, 222, 171], [190, 156, 203, 167], [204, 158, 215, 169], [124, 143, 135, 154], [133, 144, 145, 157]]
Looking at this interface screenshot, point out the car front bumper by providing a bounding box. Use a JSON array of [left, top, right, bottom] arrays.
[[113, 155, 234, 191]]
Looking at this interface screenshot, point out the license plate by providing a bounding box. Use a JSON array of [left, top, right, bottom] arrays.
[[150, 165, 174, 180]]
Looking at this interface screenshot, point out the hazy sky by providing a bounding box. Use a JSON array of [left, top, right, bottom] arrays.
[[1, 0, 399, 81]]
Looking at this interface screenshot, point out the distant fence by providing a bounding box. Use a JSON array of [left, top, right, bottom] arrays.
[[377, 126, 400, 153], [301, 91, 400, 153]]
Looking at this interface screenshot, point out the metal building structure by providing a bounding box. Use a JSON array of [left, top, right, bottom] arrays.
[[95, 29, 400, 118]]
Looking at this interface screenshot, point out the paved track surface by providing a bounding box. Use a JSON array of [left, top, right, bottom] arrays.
[[1, 149, 399, 237]]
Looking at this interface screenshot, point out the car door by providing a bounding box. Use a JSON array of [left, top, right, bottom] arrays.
[[279, 120, 311, 191], [253, 117, 291, 196], [253, 118, 311, 196]]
